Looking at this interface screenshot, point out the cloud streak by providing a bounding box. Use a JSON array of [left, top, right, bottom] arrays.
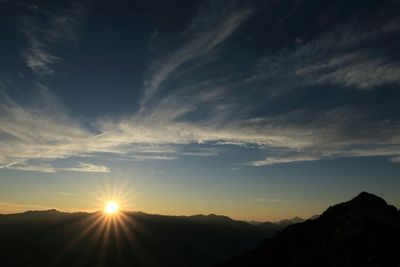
[[249, 18, 400, 92], [0, 162, 56, 173], [389, 156, 400, 164], [19, 1, 86, 75], [141, 2, 251, 108], [21, 27, 62, 75], [59, 162, 110, 173], [1, 88, 400, 171], [249, 154, 320, 166]]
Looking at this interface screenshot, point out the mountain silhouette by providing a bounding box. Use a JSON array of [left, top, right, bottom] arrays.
[[0, 210, 291, 267], [217, 192, 400, 267]]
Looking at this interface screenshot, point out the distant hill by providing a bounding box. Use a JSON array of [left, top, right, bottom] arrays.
[[0, 210, 291, 267], [217, 192, 400, 267]]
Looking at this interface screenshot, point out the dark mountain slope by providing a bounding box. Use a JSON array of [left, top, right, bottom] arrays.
[[0, 210, 288, 267], [217, 192, 400, 267]]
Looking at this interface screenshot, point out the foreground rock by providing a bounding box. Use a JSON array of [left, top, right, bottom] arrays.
[[217, 192, 400, 267]]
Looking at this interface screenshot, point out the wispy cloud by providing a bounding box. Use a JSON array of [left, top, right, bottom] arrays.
[[0, 160, 109, 174], [20, 24, 62, 75], [1, 90, 400, 171], [123, 155, 177, 161], [317, 58, 400, 89], [19, 1, 86, 75], [141, 2, 251, 108], [249, 154, 320, 166], [59, 162, 110, 173], [249, 18, 400, 91], [0, 162, 17, 169], [389, 156, 400, 164], [1, 162, 56, 173]]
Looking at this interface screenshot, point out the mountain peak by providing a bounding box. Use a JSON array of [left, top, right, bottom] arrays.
[[189, 214, 235, 224], [319, 191, 393, 223], [23, 209, 60, 214], [218, 193, 400, 267], [352, 191, 387, 205]]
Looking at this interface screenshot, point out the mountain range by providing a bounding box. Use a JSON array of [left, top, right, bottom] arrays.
[[1, 192, 399, 267], [0, 209, 298, 267]]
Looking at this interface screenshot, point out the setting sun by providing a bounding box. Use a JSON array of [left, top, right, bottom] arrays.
[[104, 201, 119, 214]]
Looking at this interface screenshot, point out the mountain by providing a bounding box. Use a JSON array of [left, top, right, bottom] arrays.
[[276, 217, 305, 227], [217, 192, 400, 267], [0, 210, 291, 267]]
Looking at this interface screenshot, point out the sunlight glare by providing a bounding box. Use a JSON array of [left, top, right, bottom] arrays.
[[104, 201, 119, 214]]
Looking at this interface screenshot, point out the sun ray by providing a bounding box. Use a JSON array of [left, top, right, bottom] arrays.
[[49, 179, 152, 266]]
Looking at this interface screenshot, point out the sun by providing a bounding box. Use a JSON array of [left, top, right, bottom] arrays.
[[104, 201, 119, 214]]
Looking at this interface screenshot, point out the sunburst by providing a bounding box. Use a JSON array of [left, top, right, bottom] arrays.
[[104, 201, 119, 214]]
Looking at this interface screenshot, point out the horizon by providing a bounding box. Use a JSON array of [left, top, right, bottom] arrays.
[[1, 0, 400, 222], [2, 190, 398, 222], [0, 207, 306, 223], [1, 190, 398, 222]]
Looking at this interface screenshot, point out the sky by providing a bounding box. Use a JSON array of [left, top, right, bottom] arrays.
[[0, 0, 400, 221]]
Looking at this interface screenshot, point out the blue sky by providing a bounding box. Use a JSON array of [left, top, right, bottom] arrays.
[[0, 0, 400, 220]]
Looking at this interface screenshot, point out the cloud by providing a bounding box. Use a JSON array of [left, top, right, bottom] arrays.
[[141, 2, 251, 108], [0, 95, 97, 164], [122, 155, 177, 161], [20, 16, 62, 75], [389, 156, 400, 163], [250, 18, 400, 91], [317, 59, 400, 89], [179, 148, 219, 157], [0, 162, 17, 169], [103, 3, 400, 166], [2, 89, 400, 171], [2, 162, 57, 173], [19, 1, 86, 75], [59, 162, 110, 173], [22, 46, 61, 75], [249, 154, 320, 166]]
